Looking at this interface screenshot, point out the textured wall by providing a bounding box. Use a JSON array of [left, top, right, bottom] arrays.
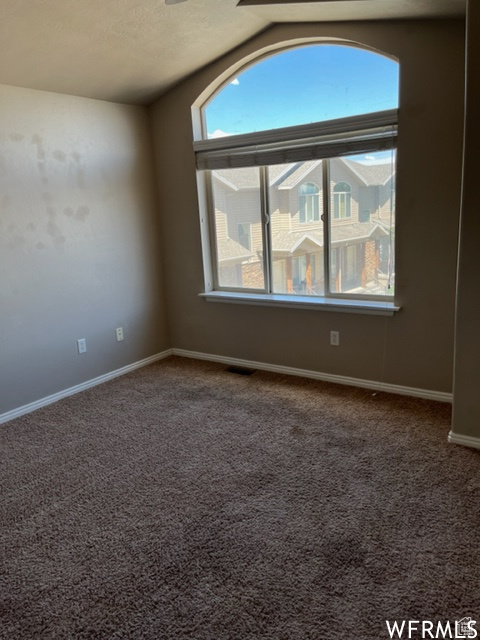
[[0, 84, 169, 414], [0, 0, 267, 104], [151, 20, 465, 394], [0, 2, 462, 106]]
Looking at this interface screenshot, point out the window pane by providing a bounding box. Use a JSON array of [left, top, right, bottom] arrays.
[[205, 45, 399, 138], [269, 162, 325, 296], [211, 168, 265, 290], [329, 150, 396, 296]]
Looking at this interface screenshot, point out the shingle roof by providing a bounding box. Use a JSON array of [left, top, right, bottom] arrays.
[[216, 220, 389, 262], [343, 159, 394, 186], [271, 222, 388, 254], [213, 158, 393, 190], [272, 229, 323, 252], [275, 161, 322, 188], [331, 221, 389, 245], [216, 237, 252, 262], [214, 164, 292, 190]]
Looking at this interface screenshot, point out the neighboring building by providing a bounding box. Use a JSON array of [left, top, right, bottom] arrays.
[[212, 157, 395, 296]]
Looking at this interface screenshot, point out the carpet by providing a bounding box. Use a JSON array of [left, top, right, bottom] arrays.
[[1, 356, 480, 639]]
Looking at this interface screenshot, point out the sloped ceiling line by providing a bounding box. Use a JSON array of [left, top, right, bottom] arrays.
[[0, 0, 465, 105]]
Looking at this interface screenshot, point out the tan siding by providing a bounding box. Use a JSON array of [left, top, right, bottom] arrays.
[[214, 209, 228, 241]]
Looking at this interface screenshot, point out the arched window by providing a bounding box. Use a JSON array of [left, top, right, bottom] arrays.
[[299, 182, 320, 223], [194, 42, 398, 301], [333, 182, 352, 219], [202, 44, 399, 138]]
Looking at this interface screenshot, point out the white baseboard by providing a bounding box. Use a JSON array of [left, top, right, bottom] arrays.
[[0, 349, 173, 425], [172, 348, 452, 403], [1, 347, 453, 427], [448, 431, 480, 450]]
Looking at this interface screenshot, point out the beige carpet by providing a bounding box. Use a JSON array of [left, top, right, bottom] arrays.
[[1, 356, 480, 639]]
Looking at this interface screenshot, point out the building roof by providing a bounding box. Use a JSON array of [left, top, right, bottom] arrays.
[[214, 164, 292, 190], [331, 221, 389, 246], [343, 159, 395, 186], [271, 222, 389, 254], [276, 161, 322, 189], [213, 158, 394, 191], [216, 237, 253, 263], [215, 219, 390, 264]]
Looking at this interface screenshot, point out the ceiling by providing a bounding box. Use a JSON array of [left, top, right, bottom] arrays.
[[0, 0, 465, 105]]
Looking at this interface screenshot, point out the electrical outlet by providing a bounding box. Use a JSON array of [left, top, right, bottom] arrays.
[[330, 330, 340, 347], [116, 327, 124, 342], [77, 338, 87, 354]]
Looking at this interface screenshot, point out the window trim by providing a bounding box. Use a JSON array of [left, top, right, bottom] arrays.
[[194, 114, 399, 306], [199, 290, 400, 316], [192, 39, 400, 144], [206, 153, 397, 303], [299, 181, 321, 224], [333, 181, 352, 219], [192, 41, 400, 312], [194, 109, 397, 170]]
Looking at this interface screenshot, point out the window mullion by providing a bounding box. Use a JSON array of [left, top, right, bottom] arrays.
[[322, 159, 331, 297], [260, 166, 272, 293]]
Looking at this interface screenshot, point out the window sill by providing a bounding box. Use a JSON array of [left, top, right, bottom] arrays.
[[199, 291, 400, 316]]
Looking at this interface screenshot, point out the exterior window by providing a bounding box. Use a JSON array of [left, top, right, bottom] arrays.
[[333, 182, 352, 219], [211, 169, 264, 290], [207, 148, 396, 298], [299, 183, 320, 223], [238, 223, 251, 250], [360, 209, 371, 223], [194, 43, 399, 302]]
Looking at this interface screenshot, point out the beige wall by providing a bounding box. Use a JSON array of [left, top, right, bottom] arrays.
[[0, 84, 169, 414], [452, 1, 480, 439], [151, 20, 465, 393]]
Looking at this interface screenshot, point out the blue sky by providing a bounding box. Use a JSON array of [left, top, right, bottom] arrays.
[[206, 45, 399, 138]]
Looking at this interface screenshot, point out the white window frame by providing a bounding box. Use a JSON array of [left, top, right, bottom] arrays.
[[299, 182, 321, 224], [333, 182, 352, 219], [194, 109, 399, 316]]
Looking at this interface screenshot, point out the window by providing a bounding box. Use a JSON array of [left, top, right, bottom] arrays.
[[333, 182, 351, 219], [194, 44, 399, 306], [211, 170, 263, 289], [360, 209, 371, 223], [238, 223, 251, 250], [299, 182, 320, 223]]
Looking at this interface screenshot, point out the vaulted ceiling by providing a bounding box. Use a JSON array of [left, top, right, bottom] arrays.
[[0, 0, 465, 105]]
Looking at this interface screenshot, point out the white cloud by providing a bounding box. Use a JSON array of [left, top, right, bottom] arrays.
[[231, 78, 240, 86], [208, 129, 231, 139], [356, 154, 393, 165]]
